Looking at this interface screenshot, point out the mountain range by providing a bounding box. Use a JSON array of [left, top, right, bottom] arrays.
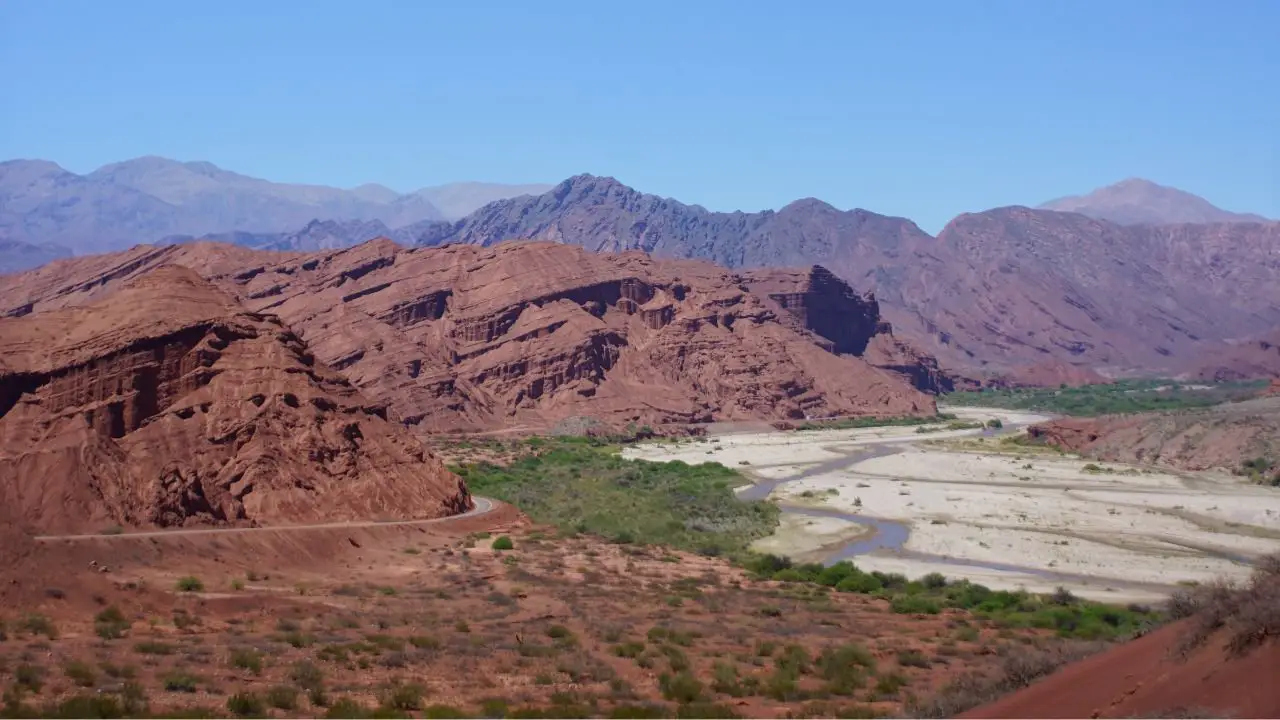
[[413, 174, 1279, 378], [2, 157, 1276, 383], [0, 156, 550, 261]]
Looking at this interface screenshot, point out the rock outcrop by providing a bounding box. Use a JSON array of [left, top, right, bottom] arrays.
[[741, 266, 954, 393], [0, 266, 471, 534], [1026, 396, 1280, 474], [0, 240, 936, 435]]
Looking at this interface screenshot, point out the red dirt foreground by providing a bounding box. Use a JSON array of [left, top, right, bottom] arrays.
[[964, 559, 1280, 719], [963, 623, 1279, 719]]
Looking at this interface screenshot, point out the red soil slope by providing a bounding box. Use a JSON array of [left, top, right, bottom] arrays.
[[963, 621, 1279, 719]]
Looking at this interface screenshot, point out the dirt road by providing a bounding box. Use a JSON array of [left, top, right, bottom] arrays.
[[33, 497, 497, 542]]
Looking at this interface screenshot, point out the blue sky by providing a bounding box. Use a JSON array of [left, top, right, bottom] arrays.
[[1, 0, 1276, 232]]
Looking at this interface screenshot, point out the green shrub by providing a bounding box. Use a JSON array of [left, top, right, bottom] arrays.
[[163, 672, 200, 693], [267, 685, 298, 710], [133, 640, 175, 655], [15, 663, 44, 692], [19, 614, 57, 639], [291, 660, 325, 691], [94, 606, 130, 640], [230, 647, 264, 675], [658, 671, 704, 703], [226, 692, 265, 717], [897, 649, 932, 668], [608, 704, 670, 719], [63, 660, 97, 687], [492, 536, 515, 551], [42, 694, 125, 719], [175, 576, 204, 592], [382, 682, 427, 711], [835, 572, 884, 594], [890, 595, 941, 615], [324, 698, 369, 718]]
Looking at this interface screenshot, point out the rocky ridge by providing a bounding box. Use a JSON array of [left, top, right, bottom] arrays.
[[0, 240, 937, 435], [0, 265, 471, 534], [413, 175, 1280, 380], [739, 266, 955, 392]]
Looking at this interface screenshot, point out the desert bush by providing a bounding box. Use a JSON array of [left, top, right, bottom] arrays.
[[609, 704, 669, 719], [897, 649, 932, 668], [291, 660, 325, 691], [226, 692, 265, 717], [230, 647, 264, 674], [133, 640, 175, 655], [175, 576, 204, 592], [1176, 553, 1280, 656], [63, 660, 97, 687], [267, 685, 298, 710], [492, 536, 515, 551], [41, 693, 125, 719], [15, 663, 44, 692], [904, 641, 1108, 718], [324, 698, 368, 718], [891, 595, 941, 615], [19, 614, 57, 639], [163, 672, 200, 693], [382, 681, 427, 711], [658, 671, 704, 703], [94, 606, 130, 640]]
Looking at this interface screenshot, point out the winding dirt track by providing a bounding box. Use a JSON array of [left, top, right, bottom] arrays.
[[32, 497, 497, 542]]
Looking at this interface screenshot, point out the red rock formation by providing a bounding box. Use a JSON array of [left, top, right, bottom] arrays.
[[0, 240, 935, 435], [741, 266, 956, 393], [1026, 395, 1280, 473], [0, 266, 471, 534]]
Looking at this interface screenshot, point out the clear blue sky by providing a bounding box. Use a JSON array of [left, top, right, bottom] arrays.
[[2, 0, 1276, 232]]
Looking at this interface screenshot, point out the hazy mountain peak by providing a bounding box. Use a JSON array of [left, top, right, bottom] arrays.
[[1040, 178, 1268, 226], [780, 197, 838, 214]]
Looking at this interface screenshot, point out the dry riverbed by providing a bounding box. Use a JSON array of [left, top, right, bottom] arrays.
[[625, 408, 1280, 603]]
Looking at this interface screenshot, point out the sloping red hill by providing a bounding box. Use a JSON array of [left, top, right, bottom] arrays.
[[0, 240, 936, 434], [962, 622, 1279, 718], [0, 265, 471, 534], [965, 558, 1280, 719]]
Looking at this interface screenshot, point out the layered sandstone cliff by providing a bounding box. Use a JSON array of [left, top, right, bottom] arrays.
[[0, 240, 936, 434], [740, 266, 955, 393], [0, 266, 471, 534]]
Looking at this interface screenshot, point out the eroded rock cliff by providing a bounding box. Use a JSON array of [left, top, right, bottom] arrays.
[[0, 240, 936, 435], [0, 266, 471, 534], [741, 266, 955, 393]]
